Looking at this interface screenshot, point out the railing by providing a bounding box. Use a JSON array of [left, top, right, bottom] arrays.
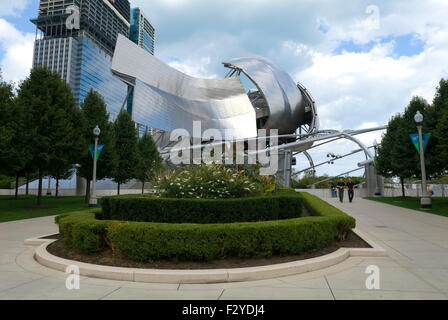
[[296, 184, 448, 198]]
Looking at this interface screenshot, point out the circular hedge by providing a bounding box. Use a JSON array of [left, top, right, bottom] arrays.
[[98, 192, 304, 224], [55, 191, 356, 262]]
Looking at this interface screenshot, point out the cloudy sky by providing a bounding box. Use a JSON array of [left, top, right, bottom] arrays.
[[1, 0, 447, 179]]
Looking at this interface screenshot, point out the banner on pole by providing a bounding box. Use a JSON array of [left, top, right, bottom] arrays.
[[89, 145, 104, 161], [409, 133, 431, 154]]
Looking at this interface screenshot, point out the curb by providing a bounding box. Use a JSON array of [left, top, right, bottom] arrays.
[[24, 233, 59, 246], [28, 228, 387, 284]]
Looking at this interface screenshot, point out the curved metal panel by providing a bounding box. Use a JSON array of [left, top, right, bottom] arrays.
[[297, 82, 319, 133], [223, 55, 306, 134], [132, 79, 256, 139], [111, 35, 257, 139]]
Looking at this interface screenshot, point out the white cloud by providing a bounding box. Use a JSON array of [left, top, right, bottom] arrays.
[[3, 0, 447, 177], [0, 18, 34, 83], [0, 0, 29, 17], [135, 0, 448, 177]]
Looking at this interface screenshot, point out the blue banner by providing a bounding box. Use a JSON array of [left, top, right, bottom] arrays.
[[89, 145, 104, 161], [409, 133, 431, 154]]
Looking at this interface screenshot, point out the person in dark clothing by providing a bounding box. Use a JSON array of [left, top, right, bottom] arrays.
[[346, 178, 355, 203], [336, 178, 346, 203]]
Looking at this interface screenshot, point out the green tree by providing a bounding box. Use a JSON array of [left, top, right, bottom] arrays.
[[0, 71, 14, 177], [0, 73, 33, 199], [376, 97, 434, 196], [17, 67, 85, 205], [402, 96, 434, 175], [432, 79, 448, 174], [50, 167, 75, 197], [135, 130, 163, 193], [376, 114, 413, 197], [113, 109, 138, 195], [431, 79, 448, 114], [77, 90, 117, 203], [435, 108, 448, 173], [8, 102, 34, 199]]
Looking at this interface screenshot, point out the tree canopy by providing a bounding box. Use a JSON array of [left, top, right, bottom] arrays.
[[16, 67, 85, 205], [113, 109, 138, 194], [376, 78, 448, 195], [77, 89, 117, 202], [433, 79, 448, 174], [135, 129, 163, 193]]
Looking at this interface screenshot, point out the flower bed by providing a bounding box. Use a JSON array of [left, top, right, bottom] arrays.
[[155, 164, 276, 199]]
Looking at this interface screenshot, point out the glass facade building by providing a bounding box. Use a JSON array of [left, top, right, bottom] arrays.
[[32, 1, 158, 137], [32, 0, 131, 120], [128, 7, 156, 136], [76, 37, 128, 120], [129, 8, 155, 55]]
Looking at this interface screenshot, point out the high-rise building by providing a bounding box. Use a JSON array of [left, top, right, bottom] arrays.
[[128, 7, 155, 136], [31, 0, 131, 120], [108, 0, 131, 23], [129, 7, 155, 55]]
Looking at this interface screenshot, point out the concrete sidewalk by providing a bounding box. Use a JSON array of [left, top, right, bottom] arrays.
[[0, 196, 447, 300]]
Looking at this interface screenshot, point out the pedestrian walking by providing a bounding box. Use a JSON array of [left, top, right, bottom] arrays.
[[427, 184, 434, 197], [330, 182, 337, 198], [347, 177, 355, 203], [336, 178, 346, 203]]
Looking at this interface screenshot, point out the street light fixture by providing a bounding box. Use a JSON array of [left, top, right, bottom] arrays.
[[373, 139, 381, 196], [46, 176, 52, 196], [414, 111, 432, 209], [89, 125, 101, 208]]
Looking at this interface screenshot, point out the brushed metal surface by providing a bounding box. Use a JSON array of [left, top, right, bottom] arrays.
[[223, 55, 307, 135], [111, 35, 257, 139]]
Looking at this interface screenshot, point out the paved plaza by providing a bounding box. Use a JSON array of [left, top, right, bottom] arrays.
[[1, 196, 448, 300]]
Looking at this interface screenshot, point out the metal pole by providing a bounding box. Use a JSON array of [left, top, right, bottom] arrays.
[[89, 136, 99, 208], [374, 144, 381, 196], [417, 125, 432, 209], [46, 177, 51, 196]]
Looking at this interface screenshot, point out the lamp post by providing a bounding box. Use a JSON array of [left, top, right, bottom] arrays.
[[46, 176, 52, 196], [373, 139, 381, 196], [89, 125, 101, 208], [414, 111, 432, 209]]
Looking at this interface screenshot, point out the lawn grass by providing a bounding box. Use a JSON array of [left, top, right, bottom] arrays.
[[365, 196, 448, 217], [0, 195, 95, 223]]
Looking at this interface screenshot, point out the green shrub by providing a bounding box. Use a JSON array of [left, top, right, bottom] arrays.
[[56, 210, 113, 253], [0, 175, 14, 189], [56, 191, 356, 261], [100, 190, 303, 224], [154, 163, 277, 199]]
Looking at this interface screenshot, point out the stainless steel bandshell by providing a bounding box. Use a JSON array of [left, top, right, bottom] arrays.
[[223, 55, 307, 135], [111, 35, 258, 139]]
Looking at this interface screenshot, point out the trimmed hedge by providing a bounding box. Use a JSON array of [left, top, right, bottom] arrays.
[[99, 189, 304, 223], [56, 191, 356, 261]]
